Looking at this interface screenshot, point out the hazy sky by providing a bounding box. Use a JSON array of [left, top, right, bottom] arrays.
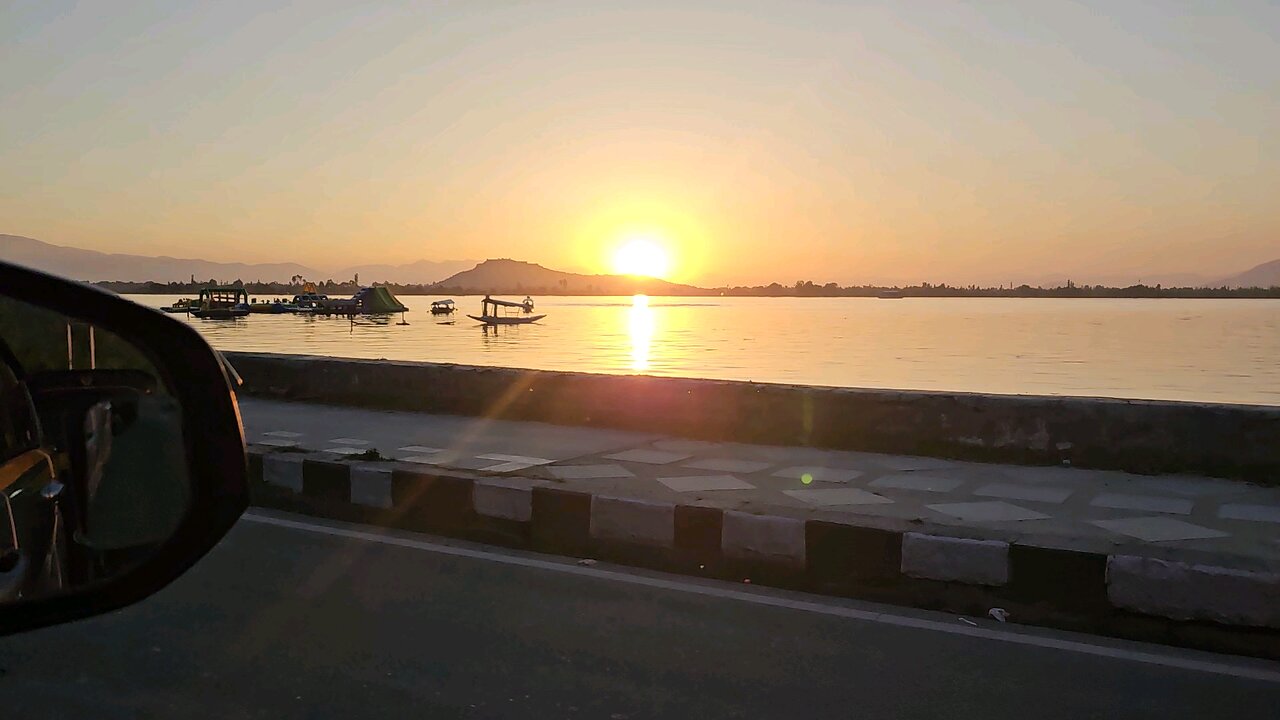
[[2, 1, 1276, 285]]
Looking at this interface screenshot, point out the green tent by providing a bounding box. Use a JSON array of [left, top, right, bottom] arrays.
[[355, 286, 408, 314]]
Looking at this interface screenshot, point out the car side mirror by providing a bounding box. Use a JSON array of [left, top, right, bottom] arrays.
[[0, 261, 248, 635]]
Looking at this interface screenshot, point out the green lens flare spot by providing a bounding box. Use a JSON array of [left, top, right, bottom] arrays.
[[801, 473, 814, 485]]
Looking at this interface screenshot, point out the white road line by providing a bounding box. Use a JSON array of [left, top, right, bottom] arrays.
[[240, 511, 1280, 683]]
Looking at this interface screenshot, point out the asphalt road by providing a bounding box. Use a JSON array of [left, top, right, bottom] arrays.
[[2, 511, 1278, 719]]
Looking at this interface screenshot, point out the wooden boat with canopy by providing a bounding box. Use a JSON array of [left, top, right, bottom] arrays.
[[468, 296, 545, 325]]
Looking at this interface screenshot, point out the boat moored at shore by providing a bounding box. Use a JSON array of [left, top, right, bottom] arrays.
[[191, 287, 251, 319]]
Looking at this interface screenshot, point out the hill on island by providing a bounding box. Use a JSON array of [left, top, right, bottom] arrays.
[[431, 259, 705, 295]]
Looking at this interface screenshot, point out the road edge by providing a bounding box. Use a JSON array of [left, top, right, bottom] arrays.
[[248, 448, 1280, 660]]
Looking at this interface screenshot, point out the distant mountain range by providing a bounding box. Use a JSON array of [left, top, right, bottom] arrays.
[[2, 233, 1277, 290], [331, 259, 478, 285], [1218, 259, 1280, 289], [0, 235, 474, 285]]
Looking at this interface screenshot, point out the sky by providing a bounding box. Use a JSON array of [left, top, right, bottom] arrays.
[[1, 1, 1277, 286]]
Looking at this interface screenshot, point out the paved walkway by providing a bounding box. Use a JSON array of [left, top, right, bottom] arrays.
[[240, 398, 1280, 567]]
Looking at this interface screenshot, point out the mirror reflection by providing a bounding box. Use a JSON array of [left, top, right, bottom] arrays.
[[0, 295, 189, 602]]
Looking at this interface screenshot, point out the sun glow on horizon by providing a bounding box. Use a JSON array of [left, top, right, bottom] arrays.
[[611, 235, 672, 279]]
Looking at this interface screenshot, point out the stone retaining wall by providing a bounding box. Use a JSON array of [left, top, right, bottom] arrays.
[[226, 352, 1280, 481]]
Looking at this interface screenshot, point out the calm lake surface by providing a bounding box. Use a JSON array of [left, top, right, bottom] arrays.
[[128, 295, 1280, 406]]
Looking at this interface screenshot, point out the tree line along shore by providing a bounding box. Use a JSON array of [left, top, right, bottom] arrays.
[[95, 279, 1280, 299]]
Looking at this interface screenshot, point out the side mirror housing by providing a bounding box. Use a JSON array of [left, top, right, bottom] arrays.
[[0, 261, 248, 635]]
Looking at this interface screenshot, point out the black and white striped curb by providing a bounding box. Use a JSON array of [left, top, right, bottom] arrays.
[[250, 449, 1280, 637]]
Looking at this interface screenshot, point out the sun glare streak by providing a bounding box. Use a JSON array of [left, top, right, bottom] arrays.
[[628, 294, 654, 372]]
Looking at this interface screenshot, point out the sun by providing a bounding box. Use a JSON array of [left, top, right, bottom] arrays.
[[612, 236, 671, 278]]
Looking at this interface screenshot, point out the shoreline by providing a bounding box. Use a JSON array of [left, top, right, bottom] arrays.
[[111, 288, 1280, 300]]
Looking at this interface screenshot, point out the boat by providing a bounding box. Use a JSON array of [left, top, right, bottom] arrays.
[[430, 299, 456, 315], [248, 299, 297, 314], [468, 296, 546, 325], [291, 292, 330, 313], [876, 289, 905, 299], [191, 287, 251, 319], [468, 313, 547, 325], [161, 298, 197, 314]]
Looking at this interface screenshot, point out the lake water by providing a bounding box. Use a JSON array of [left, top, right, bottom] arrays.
[[127, 294, 1280, 406]]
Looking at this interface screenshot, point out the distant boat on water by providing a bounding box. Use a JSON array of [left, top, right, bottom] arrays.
[[876, 289, 905, 299], [161, 297, 197, 314], [248, 298, 297, 314]]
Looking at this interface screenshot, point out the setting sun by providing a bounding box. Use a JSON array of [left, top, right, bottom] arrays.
[[612, 236, 671, 279]]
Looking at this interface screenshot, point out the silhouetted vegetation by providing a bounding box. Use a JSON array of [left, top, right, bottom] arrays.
[[715, 280, 1280, 298], [93, 277, 1280, 299]]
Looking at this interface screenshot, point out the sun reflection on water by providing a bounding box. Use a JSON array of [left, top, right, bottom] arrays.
[[629, 294, 654, 372]]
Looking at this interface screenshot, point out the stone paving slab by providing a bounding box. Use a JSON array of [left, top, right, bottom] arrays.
[[240, 397, 1280, 565]]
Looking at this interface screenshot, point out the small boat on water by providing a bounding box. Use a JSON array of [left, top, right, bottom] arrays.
[[431, 299, 456, 315], [248, 298, 298, 314], [468, 296, 545, 325], [876, 289, 905, 299], [161, 298, 197, 314], [191, 287, 251, 319], [291, 292, 330, 313]]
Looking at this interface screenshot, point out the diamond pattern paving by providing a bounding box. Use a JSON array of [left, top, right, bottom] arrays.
[[481, 461, 541, 473], [478, 453, 553, 466], [1090, 517, 1229, 542], [1218, 504, 1280, 524], [873, 455, 957, 472], [656, 475, 756, 492], [772, 466, 863, 484], [653, 439, 720, 453], [604, 449, 691, 465], [1090, 493, 1193, 515], [870, 473, 965, 493], [240, 396, 1280, 565], [683, 458, 773, 474], [402, 455, 448, 465], [928, 501, 1050, 523], [974, 483, 1074, 504], [1136, 477, 1252, 498], [549, 464, 635, 480], [783, 488, 892, 507]]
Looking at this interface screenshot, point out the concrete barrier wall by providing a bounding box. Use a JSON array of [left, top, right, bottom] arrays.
[[225, 352, 1280, 481]]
